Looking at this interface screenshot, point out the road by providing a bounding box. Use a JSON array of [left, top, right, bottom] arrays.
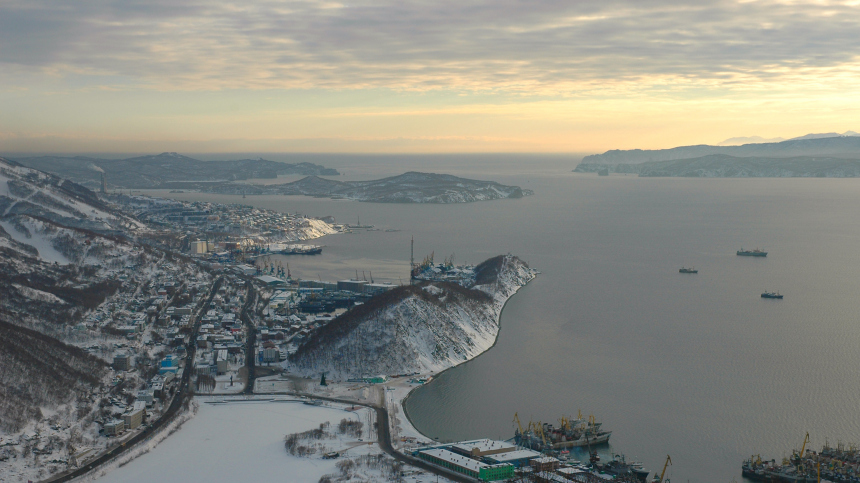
[[44, 276, 471, 483], [239, 282, 257, 395], [278, 391, 475, 483], [44, 276, 224, 483]]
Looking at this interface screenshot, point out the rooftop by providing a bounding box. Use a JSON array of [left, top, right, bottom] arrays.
[[485, 449, 542, 462], [450, 439, 516, 455], [420, 448, 486, 472]]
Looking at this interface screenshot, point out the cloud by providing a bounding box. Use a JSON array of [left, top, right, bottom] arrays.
[[1, 0, 860, 96]]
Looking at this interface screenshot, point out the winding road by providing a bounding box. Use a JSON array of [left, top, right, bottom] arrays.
[[44, 277, 224, 483]]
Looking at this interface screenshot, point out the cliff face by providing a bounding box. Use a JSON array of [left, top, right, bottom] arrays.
[[289, 255, 536, 378]]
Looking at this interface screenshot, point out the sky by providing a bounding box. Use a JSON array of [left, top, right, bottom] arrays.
[[2, 0, 860, 154]]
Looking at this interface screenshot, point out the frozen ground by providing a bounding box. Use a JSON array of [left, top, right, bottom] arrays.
[[88, 397, 450, 483], [254, 374, 436, 452]]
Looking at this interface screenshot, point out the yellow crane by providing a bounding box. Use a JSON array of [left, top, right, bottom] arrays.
[[513, 413, 525, 434], [654, 455, 672, 483], [535, 421, 549, 447], [796, 432, 811, 459], [794, 432, 811, 472], [559, 416, 571, 431]]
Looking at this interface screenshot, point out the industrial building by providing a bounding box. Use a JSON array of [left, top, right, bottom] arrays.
[[337, 280, 368, 292], [256, 275, 285, 286], [484, 448, 544, 468], [450, 439, 517, 457], [417, 448, 514, 481], [413, 439, 544, 481]]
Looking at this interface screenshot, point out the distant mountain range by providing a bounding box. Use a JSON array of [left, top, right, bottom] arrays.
[[209, 171, 534, 203], [9, 152, 339, 190], [576, 135, 860, 178], [717, 131, 859, 146]]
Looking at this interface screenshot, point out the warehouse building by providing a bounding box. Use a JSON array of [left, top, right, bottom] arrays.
[[417, 448, 514, 481], [450, 439, 517, 458], [484, 448, 544, 468], [337, 280, 368, 292]]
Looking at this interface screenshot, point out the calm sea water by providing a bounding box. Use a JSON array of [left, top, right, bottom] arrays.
[[153, 154, 860, 482]]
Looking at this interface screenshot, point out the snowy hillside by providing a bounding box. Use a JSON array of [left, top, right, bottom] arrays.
[[0, 157, 144, 237], [289, 255, 536, 378]]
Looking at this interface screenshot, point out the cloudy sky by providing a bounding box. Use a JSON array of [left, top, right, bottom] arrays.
[[2, 0, 859, 154]]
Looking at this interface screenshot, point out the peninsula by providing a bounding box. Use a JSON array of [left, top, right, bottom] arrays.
[[575, 135, 860, 177], [212, 171, 534, 203], [288, 254, 536, 377], [11, 152, 339, 190]]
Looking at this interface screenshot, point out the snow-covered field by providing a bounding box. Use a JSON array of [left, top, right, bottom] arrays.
[[88, 398, 447, 483]]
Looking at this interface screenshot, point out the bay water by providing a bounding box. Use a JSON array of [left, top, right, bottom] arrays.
[[153, 154, 860, 482]]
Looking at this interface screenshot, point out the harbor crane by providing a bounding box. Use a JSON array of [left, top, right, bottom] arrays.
[[793, 432, 811, 472], [585, 433, 599, 466], [535, 421, 549, 447], [513, 413, 525, 435], [653, 455, 672, 483], [794, 432, 811, 459]]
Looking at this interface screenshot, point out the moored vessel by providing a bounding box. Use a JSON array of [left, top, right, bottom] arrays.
[[738, 248, 768, 257], [513, 412, 612, 451]]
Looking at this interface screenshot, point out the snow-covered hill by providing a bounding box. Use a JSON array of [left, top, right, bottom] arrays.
[[1, 157, 143, 236], [289, 255, 537, 378]]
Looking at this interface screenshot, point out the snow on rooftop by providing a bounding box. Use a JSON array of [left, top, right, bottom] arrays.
[[532, 456, 560, 464], [485, 449, 542, 462], [450, 438, 516, 454], [420, 448, 487, 472]]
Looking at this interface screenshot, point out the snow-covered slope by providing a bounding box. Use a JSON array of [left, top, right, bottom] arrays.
[[1, 157, 143, 233], [0, 157, 146, 263], [289, 255, 536, 378]]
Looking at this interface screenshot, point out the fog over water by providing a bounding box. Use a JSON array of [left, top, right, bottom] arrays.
[[153, 154, 860, 482]]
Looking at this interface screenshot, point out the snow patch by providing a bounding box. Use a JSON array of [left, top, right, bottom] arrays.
[[0, 220, 71, 264], [12, 284, 68, 304]]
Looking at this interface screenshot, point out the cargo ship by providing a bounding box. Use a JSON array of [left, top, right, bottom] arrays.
[[737, 248, 767, 257], [596, 454, 651, 482], [514, 412, 611, 451], [679, 267, 698, 274], [277, 244, 323, 255], [761, 291, 783, 299], [741, 434, 860, 483]]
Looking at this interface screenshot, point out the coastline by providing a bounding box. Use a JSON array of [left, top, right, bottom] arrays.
[[393, 267, 538, 447]]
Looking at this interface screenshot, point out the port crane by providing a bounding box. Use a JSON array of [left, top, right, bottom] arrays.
[[535, 421, 549, 448], [513, 413, 525, 435], [793, 432, 811, 472], [653, 455, 672, 483], [794, 432, 811, 460], [585, 433, 599, 466]]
